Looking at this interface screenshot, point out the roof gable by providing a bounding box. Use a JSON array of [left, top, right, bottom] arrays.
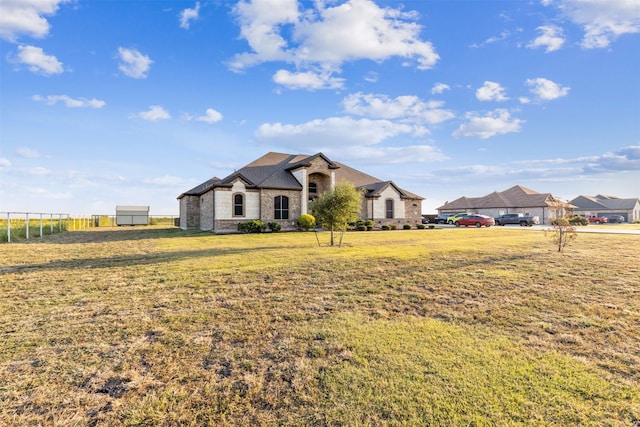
[[178, 152, 423, 199], [437, 185, 563, 210], [572, 195, 640, 210]]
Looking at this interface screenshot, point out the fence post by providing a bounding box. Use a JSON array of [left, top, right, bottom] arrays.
[[40, 213, 43, 237], [26, 213, 30, 239], [7, 212, 10, 243]]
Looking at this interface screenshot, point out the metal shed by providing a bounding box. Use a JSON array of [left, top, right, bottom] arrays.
[[116, 205, 149, 226]]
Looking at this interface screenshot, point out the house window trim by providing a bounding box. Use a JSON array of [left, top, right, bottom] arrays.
[[308, 182, 318, 195], [274, 195, 289, 220], [385, 199, 394, 219], [233, 193, 245, 217]]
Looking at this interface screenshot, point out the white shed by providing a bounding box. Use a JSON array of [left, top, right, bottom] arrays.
[[116, 205, 149, 226]]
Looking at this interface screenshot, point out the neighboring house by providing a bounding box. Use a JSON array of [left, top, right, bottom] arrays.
[[177, 152, 424, 232], [436, 185, 571, 224], [569, 195, 640, 223]]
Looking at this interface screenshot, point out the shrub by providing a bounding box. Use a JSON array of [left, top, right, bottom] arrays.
[[548, 218, 577, 252], [568, 215, 588, 226], [403, 224, 412, 230], [390, 224, 398, 230], [416, 224, 426, 229], [238, 220, 266, 233], [297, 214, 316, 231], [381, 225, 391, 230], [365, 220, 374, 230], [268, 221, 281, 232]]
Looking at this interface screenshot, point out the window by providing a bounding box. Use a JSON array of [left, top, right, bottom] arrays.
[[308, 182, 317, 194], [233, 193, 244, 217], [385, 199, 394, 219], [274, 196, 289, 220]]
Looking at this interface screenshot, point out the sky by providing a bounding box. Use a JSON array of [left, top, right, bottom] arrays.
[[1, 0, 639, 216]]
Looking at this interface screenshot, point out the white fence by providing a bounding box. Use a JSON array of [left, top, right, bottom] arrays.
[[1, 212, 178, 243]]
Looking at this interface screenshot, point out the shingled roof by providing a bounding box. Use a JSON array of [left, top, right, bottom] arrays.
[[570, 195, 640, 210], [178, 152, 423, 200], [437, 185, 562, 210]]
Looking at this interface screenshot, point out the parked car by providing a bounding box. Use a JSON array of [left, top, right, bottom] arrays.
[[454, 214, 495, 228], [587, 215, 609, 224], [604, 215, 625, 223], [432, 214, 454, 224], [447, 213, 469, 225], [494, 213, 540, 227]]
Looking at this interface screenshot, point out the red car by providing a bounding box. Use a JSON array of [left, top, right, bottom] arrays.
[[454, 214, 495, 228]]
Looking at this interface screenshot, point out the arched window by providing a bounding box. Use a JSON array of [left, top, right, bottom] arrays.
[[233, 193, 244, 217], [385, 199, 394, 219], [274, 196, 289, 220]]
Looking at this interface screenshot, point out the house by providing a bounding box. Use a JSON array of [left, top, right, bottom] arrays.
[[436, 185, 571, 224], [177, 152, 424, 232], [569, 195, 640, 223]]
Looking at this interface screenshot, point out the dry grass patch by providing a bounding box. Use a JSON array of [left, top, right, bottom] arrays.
[[1, 227, 638, 425]]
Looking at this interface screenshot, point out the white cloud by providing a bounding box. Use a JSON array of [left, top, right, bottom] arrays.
[[528, 25, 565, 52], [255, 116, 421, 148], [526, 77, 570, 101], [342, 92, 454, 124], [143, 175, 190, 186], [469, 30, 513, 48], [339, 144, 448, 164], [453, 109, 524, 139], [16, 147, 40, 158], [476, 81, 509, 102], [16, 45, 63, 75], [132, 105, 170, 121], [32, 94, 105, 108], [0, 0, 69, 42], [230, 0, 439, 89], [179, 2, 200, 29], [552, 0, 640, 48], [273, 69, 345, 90], [196, 108, 223, 124], [581, 145, 640, 172], [117, 47, 153, 79], [431, 83, 450, 94], [0, 158, 11, 167]]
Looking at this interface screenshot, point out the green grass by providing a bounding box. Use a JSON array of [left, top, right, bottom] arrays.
[[1, 227, 638, 426]]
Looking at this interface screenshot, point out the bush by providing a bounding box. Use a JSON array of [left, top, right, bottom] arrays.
[[390, 224, 398, 230], [568, 215, 588, 226], [238, 220, 266, 233], [268, 221, 281, 232], [297, 214, 316, 231], [381, 225, 391, 230], [403, 224, 412, 230], [365, 220, 374, 231], [416, 224, 426, 229]]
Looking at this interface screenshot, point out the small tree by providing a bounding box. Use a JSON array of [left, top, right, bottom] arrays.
[[548, 218, 577, 252], [311, 182, 362, 246], [297, 214, 316, 231]]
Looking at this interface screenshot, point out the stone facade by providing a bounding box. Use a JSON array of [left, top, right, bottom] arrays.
[[178, 152, 424, 233]]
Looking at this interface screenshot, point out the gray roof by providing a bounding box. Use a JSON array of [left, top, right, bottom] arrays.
[[570, 195, 640, 210], [437, 185, 567, 210], [178, 152, 423, 200]]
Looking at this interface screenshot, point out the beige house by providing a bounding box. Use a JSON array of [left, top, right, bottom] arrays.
[[436, 185, 571, 224], [569, 195, 640, 223], [178, 152, 423, 232]]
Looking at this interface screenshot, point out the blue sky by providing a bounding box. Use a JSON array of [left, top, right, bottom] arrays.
[[1, 0, 639, 215]]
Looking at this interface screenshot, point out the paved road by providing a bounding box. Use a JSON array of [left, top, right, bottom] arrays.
[[433, 223, 640, 235], [498, 224, 640, 235]]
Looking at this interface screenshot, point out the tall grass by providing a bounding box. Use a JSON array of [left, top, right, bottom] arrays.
[[0, 227, 638, 425]]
